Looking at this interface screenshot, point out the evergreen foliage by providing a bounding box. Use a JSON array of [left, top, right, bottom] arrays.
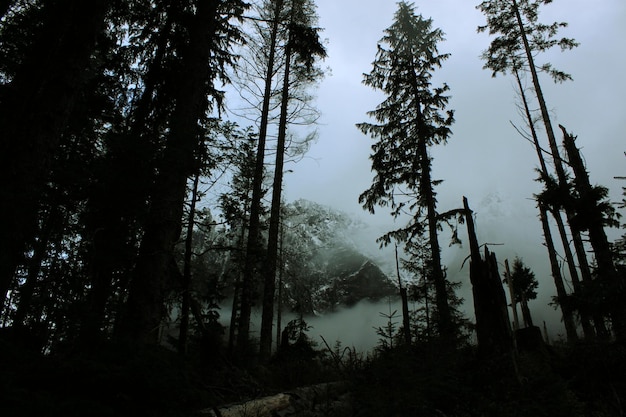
[[357, 1, 456, 343], [477, 0, 578, 82], [507, 257, 539, 304]]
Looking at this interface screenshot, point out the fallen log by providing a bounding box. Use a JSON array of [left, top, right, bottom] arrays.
[[198, 381, 350, 417]]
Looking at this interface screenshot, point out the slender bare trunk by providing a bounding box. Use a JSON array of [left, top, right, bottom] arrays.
[[178, 172, 200, 355], [504, 259, 520, 332], [539, 204, 578, 340], [260, 20, 292, 360], [238, 0, 284, 352], [514, 0, 605, 342], [513, 69, 587, 339], [396, 245, 411, 346], [276, 223, 284, 351], [418, 140, 453, 342]]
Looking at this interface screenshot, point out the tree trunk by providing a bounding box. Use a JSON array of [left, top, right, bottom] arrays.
[[520, 298, 533, 328], [551, 208, 595, 338], [118, 1, 218, 345], [13, 207, 60, 327], [561, 126, 626, 340], [573, 231, 609, 339], [395, 245, 411, 346], [512, 0, 566, 185], [199, 381, 350, 417], [260, 23, 292, 360], [229, 271, 241, 353], [82, 11, 177, 345], [513, 0, 594, 318], [229, 198, 251, 353], [0, 0, 109, 311], [417, 139, 453, 343], [178, 172, 200, 355], [538, 204, 579, 341], [406, 51, 453, 344], [512, 68, 590, 339], [504, 259, 520, 332], [276, 226, 284, 351], [238, 0, 284, 352]]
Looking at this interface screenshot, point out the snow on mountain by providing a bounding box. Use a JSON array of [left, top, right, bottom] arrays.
[[280, 199, 398, 315]]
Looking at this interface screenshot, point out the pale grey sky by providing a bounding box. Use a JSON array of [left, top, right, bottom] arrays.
[[278, 0, 626, 337], [285, 0, 625, 213]]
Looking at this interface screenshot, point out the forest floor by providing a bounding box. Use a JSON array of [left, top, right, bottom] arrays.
[[1, 332, 626, 417]]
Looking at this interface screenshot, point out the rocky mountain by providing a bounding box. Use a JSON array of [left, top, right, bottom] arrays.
[[280, 200, 397, 315]]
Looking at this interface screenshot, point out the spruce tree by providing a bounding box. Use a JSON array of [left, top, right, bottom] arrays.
[[507, 257, 539, 327], [358, 2, 456, 345]]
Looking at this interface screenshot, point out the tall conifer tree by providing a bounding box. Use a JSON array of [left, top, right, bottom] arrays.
[[358, 2, 455, 344], [0, 0, 110, 311], [119, 0, 247, 345], [477, 0, 587, 340], [259, 0, 326, 360]]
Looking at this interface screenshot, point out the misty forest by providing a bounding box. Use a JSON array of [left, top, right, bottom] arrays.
[[1, 0, 625, 416]]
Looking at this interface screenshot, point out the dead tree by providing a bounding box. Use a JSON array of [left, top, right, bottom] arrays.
[[561, 125, 626, 340], [503, 259, 520, 331], [463, 197, 514, 357]]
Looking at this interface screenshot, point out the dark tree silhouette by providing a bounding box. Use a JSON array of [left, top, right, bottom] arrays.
[[477, 0, 590, 341], [260, 0, 326, 360], [118, 0, 247, 346], [358, 2, 456, 344], [463, 197, 513, 356], [506, 257, 539, 328], [237, 0, 285, 354], [561, 126, 626, 340], [0, 0, 110, 312]]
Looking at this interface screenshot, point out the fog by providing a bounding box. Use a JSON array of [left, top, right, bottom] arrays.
[[333, 193, 571, 345], [219, 298, 405, 354], [221, 286, 566, 356]]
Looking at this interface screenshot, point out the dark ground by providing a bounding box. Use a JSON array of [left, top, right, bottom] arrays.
[[1, 330, 625, 417]]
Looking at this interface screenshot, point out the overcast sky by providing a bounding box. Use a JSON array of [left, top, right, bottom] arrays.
[[273, 0, 626, 337], [284, 0, 625, 214]]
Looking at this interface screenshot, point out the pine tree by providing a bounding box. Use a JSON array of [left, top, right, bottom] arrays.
[[506, 257, 539, 327], [260, 0, 326, 360], [237, 0, 285, 354], [358, 2, 455, 345], [218, 127, 264, 353], [232, 0, 325, 357], [119, 0, 247, 345], [477, 0, 586, 341]]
